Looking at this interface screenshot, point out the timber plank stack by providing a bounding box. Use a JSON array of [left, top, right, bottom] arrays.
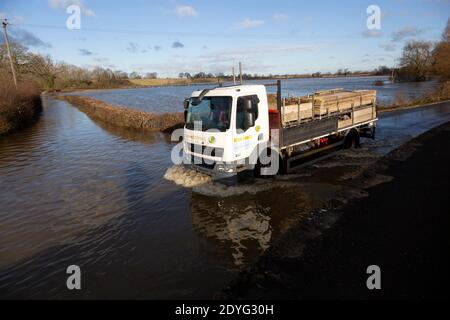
[[313, 89, 376, 116], [268, 89, 377, 125]]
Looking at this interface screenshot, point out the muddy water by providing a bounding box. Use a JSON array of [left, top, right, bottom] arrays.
[[1, 96, 450, 298]]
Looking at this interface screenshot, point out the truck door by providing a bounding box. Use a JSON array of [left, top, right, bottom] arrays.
[[233, 95, 261, 162]]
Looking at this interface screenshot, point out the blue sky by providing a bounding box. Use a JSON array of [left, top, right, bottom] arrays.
[[1, 0, 449, 77]]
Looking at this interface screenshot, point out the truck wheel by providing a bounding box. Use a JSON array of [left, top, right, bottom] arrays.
[[371, 127, 376, 140], [343, 129, 360, 149]]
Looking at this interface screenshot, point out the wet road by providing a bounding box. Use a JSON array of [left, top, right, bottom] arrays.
[[0, 97, 449, 298]]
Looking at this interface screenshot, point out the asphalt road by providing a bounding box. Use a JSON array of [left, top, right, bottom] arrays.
[[224, 116, 450, 300]]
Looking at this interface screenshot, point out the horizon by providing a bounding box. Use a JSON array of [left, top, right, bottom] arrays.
[[1, 0, 449, 77]]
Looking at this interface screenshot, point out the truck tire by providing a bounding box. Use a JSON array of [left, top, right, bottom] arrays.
[[343, 129, 360, 149]]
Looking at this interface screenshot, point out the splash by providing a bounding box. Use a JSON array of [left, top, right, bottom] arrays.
[[164, 165, 300, 197], [163, 165, 212, 187]]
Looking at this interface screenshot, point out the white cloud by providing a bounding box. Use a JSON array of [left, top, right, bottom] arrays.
[[237, 18, 264, 29], [378, 43, 396, 52], [361, 30, 382, 38], [130, 43, 316, 77], [48, 0, 95, 17], [9, 28, 52, 48], [174, 5, 198, 17], [391, 26, 428, 41], [272, 13, 289, 21], [197, 44, 316, 65]]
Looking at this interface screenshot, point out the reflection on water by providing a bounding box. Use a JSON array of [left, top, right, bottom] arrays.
[[73, 76, 437, 113], [192, 201, 272, 267], [189, 183, 342, 267]]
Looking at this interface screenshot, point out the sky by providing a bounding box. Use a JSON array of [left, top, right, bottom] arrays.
[[1, 0, 449, 77]]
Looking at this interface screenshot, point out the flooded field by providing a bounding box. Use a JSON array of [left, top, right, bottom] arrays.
[[1, 93, 450, 298], [71, 76, 437, 113]]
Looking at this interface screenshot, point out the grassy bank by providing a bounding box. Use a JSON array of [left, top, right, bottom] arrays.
[[56, 78, 220, 93], [0, 81, 43, 135], [57, 95, 184, 133], [128, 78, 219, 87]]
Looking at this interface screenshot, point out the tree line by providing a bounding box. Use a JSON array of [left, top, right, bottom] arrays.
[[396, 19, 450, 82], [0, 42, 160, 90]]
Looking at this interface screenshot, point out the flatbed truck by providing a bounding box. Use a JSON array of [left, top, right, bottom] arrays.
[[182, 81, 377, 182]]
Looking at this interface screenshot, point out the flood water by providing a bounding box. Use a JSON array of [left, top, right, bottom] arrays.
[[1, 92, 449, 299], [72, 76, 437, 113]]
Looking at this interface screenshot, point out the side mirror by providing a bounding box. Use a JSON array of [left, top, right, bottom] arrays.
[[183, 99, 190, 109], [244, 99, 252, 111], [244, 112, 255, 130]]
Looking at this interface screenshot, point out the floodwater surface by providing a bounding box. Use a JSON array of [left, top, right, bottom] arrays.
[[72, 76, 437, 113], [0, 94, 449, 298]]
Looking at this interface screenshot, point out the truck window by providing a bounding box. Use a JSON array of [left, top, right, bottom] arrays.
[[186, 96, 231, 132], [236, 95, 259, 132]]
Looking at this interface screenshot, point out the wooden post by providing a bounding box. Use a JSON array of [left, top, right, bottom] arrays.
[[352, 105, 355, 125], [372, 100, 375, 118], [276, 80, 282, 113], [297, 98, 300, 123], [239, 62, 243, 85]]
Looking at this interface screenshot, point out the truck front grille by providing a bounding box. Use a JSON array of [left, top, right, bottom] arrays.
[[191, 155, 215, 170], [187, 143, 224, 158]]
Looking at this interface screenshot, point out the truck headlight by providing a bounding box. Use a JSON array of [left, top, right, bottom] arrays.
[[216, 162, 235, 173]]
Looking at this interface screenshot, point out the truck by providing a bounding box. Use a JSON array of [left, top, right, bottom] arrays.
[[182, 80, 377, 183]]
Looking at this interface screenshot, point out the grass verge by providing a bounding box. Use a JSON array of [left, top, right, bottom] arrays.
[[0, 81, 43, 135], [57, 95, 184, 133]]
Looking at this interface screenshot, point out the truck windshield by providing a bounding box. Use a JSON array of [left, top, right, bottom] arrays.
[[185, 96, 232, 132]]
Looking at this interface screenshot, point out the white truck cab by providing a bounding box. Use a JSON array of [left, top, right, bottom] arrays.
[[183, 84, 270, 180]]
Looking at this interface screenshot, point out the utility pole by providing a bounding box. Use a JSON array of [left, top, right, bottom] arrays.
[[2, 19, 18, 88]]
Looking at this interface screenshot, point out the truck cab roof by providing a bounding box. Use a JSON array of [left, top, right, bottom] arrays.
[[191, 84, 266, 97]]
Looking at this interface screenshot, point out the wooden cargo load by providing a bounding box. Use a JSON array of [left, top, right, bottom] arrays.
[[268, 88, 377, 124], [313, 89, 376, 116]]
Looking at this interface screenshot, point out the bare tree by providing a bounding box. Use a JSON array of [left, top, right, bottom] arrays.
[[0, 42, 31, 79], [25, 54, 60, 90], [399, 41, 434, 81], [433, 19, 450, 80], [145, 72, 157, 79]]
